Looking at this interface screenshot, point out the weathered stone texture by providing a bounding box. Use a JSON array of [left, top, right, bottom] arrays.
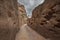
[[0, 0, 19, 40], [27, 0, 60, 40], [18, 3, 27, 26]]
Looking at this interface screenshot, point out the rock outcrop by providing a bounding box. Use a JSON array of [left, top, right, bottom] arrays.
[[18, 3, 27, 26], [0, 0, 19, 40], [27, 0, 60, 40]]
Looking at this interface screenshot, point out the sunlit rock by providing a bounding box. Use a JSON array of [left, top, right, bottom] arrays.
[[18, 3, 27, 26]]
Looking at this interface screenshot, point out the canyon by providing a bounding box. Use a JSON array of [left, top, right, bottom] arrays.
[[27, 0, 60, 40], [0, 0, 60, 40]]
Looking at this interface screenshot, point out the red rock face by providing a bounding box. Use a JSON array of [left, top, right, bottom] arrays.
[[0, 0, 19, 40], [27, 0, 60, 40]]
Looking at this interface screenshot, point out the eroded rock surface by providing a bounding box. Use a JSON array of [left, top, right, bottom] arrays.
[[18, 3, 27, 26], [0, 0, 19, 40], [27, 0, 60, 40]]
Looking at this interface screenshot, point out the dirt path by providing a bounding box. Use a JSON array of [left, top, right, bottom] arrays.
[[15, 24, 46, 40]]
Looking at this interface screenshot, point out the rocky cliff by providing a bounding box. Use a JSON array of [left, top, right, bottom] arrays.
[[27, 0, 60, 40], [18, 3, 27, 26], [0, 0, 19, 40]]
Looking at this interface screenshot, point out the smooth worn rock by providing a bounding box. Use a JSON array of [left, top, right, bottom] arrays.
[[0, 0, 19, 40], [27, 0, 60, 40]]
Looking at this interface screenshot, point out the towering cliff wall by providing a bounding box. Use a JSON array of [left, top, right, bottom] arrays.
[[0, 0, 19, 40], [28, 0, 60, 40], [18, 3, 27, 26]]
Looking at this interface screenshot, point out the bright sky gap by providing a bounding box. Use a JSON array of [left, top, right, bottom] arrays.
[[18, 0, 45, 18]]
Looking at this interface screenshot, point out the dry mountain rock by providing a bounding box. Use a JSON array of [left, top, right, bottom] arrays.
[[0, 0, 19, 40], [27, 0, 60, 40], [18, 3, 27, 26]]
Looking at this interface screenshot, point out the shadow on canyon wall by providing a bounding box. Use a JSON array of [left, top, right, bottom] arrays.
[[0, 0, 19, 40], [27, 0, 60, 40], [0, 0, 27, 40]]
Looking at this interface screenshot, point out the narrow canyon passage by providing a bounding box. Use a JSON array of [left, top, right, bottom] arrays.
[[15, 24, 46, 40]]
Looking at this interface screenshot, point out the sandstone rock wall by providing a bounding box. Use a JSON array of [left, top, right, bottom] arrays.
[[18, 3, 27, 26], [27, 0, 60, 40], [0, 0, 19, 40]]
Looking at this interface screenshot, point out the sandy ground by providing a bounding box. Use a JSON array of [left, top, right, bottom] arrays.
[[15, 24, 47, 40]]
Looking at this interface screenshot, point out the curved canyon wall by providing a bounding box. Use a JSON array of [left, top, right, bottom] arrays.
[[27, 0, 60, 40], [18, 3, 27, 26], [0, 0, 19, 40]]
